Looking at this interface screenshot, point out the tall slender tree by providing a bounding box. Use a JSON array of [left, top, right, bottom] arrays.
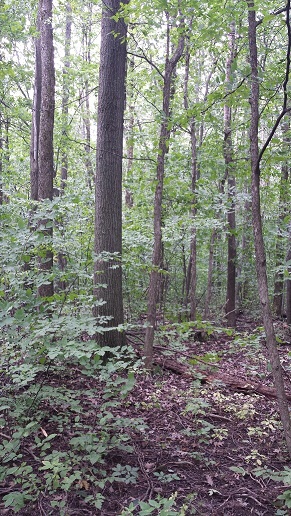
[[30, 9, 41, 202], [144, 15, 184, 368], [224, 21, 236, 328], [29, 0, 55, 298], [60, 2, 72, 193], [273, 117, 290, 316], [247, 0, 291, 457]]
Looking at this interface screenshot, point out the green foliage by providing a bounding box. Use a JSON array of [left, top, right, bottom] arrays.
[[0, 200, 145, 514], [120, 492, 188, 515], [253, 467, 291, 512]]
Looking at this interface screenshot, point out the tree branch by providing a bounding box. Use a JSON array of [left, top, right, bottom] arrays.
[[201, 75, 249, 114], [258, 0, 291, 166], [127, 50, 164, 78]]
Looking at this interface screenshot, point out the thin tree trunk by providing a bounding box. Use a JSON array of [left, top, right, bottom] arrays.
[[204, 229, 217, 319], [60, 2, 72, 193], [224, 22, 236, 327], [286, 223, 291, 324], [30, 9, 42, 202], [144, 19, 184, 368], [236, 179, 251, 309], [0, 116, 3, 206], [273, 118, 290, 316], [82, 4, 94, 191], [247, 0, 291, 457], [183, 35, 197, 319], [93, 0, 129, 348], [57, 2, 72, 291], [125, 58, 134, 208], [37, 0, 55, 298], [183, 50, 216, 316]]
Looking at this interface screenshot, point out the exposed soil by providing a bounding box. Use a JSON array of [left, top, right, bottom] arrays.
[[1, 315, 291, 515]]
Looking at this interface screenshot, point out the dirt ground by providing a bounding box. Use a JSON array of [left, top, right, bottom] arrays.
[[1, 315, 291, 515]]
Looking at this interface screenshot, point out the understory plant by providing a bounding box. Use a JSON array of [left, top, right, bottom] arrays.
[[0, 201, 147, 513]]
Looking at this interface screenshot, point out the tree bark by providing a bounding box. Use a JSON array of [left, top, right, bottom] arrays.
[[247, 0, 291, 458], [144, 19, 184, 368], [224, 22, 236, 328], [273, 118, 290, 316], [37, 0, 55, 299], [94, 0, 129, 348], [204, 229, 217, 319]]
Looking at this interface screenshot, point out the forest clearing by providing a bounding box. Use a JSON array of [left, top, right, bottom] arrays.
[[2, 0, 291, 514]]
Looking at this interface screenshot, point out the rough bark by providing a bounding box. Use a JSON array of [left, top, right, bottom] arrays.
[[37, 0, 55, 298], [224, 22, 236, 328], [94, 0, 129, 348], [247, 0, 291, 458], [144, 20, 184, 368]]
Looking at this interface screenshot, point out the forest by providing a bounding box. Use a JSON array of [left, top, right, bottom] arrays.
[[2, 0, 291, 514]]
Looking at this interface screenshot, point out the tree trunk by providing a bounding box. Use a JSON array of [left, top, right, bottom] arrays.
[[60, 2, 72, 193], [183, 38, 198, 320], [273, 118, 290, 316], [57, 2, 72, 291], [30, 9, 42, 202], [37, 0, 55, 299], [236, 180, 251, 310], [82, 3, 94, 191], [204, 229, 217, 319], [93, 0, 129, 348], [247, 0, 291, 458], [286, 229, 291, 324], [0, 116, 3, 206], [144, 20, 184, 368], [189, 119, 198, 321], [224, 22, 236, 328], [125, 58, 134, 208]]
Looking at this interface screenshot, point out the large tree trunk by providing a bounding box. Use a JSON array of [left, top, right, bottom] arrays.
[[93, 0, 128, 348], [224, 22, 236, 328], [247, 0, 291, 457], [144, 19, 184, 368]]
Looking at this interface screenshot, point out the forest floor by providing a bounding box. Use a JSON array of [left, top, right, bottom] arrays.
[[2, 315, 291, 515]]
